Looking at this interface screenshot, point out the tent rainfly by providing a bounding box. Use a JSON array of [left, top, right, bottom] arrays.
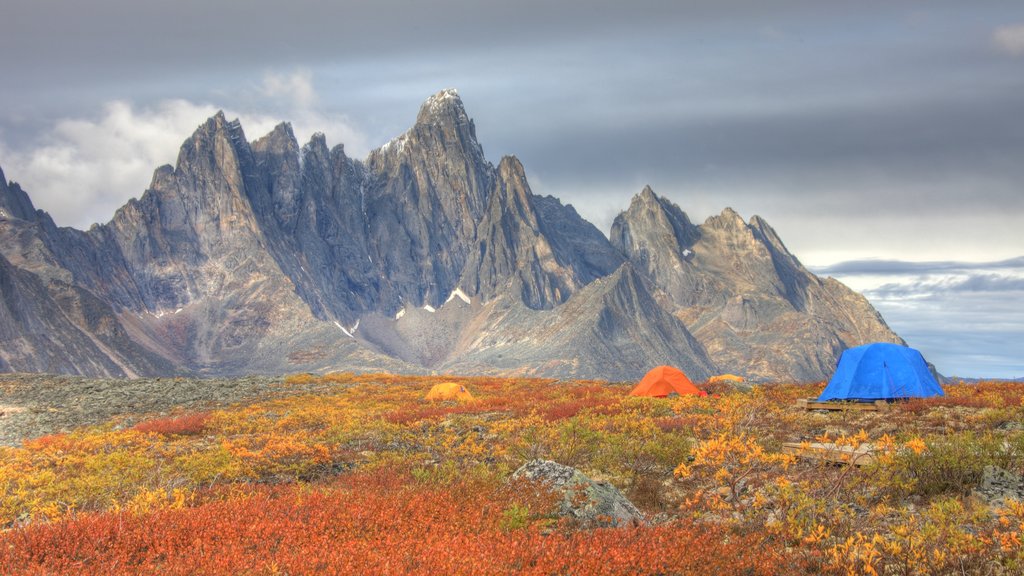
[[630, 366, 708, 398], [707, 374, 744, 385], [818, 343, 943, 402], [425, 382, 475, 402]]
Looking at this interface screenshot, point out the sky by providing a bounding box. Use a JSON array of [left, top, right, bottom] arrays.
[[0, 1, 1021, 378]]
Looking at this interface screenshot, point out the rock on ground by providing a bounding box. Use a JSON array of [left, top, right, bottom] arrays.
[[973, 465, 1024, 510], [510, 459, 643, 527]]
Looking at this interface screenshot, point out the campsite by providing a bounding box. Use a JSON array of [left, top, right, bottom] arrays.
[[1, 361, 1022, 575]]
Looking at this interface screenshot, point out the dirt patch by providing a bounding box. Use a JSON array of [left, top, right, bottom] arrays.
[[0, 373, 352, 446], [0, 404, 27, 416]]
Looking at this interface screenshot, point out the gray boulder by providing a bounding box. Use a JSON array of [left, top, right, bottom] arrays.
[[510, 459, 643, 527], [973, 465, 1024, 510]]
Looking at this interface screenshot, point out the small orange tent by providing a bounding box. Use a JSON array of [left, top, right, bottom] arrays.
[[630, 366, 707, 398], [707, 374, 744, 385], [425, 382, 475, 402]]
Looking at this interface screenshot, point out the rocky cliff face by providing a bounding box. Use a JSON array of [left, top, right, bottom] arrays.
[[0, 89, 902, 381], [364, 89, 494, 312], [460, 156, 622, 309], [611, 188, 903, 381]]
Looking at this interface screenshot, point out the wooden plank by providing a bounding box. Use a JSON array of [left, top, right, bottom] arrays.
[[782, 442, 876, 467], [796, 398, 889, 411]]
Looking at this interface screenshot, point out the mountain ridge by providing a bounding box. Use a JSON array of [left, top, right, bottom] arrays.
[[0, 89, 902, 381]]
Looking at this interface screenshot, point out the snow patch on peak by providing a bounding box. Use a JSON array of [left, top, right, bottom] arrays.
[[445, 288, 471, 305], [150, 307, 184, 319], [430, 88, 460, 102], [334, 321, 354, 338], [418, 88, 465, 122], [379, 133, 408, 155]]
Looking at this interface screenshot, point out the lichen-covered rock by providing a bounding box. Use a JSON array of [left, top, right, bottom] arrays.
[[973, 465, 1024, 510], [510, 460, 643, 528]]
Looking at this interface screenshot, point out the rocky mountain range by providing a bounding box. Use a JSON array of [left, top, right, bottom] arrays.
[[0, 89, 902, 382]]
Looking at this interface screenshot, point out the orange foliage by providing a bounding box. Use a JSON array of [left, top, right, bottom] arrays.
[[2, 374, 1023, 574], [0, 468, 793, 576], [132, 412, 211, 436], [900, 381, 1024, 414]]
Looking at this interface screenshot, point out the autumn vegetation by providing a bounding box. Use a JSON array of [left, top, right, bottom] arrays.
[[1, 374, 1023, 574]]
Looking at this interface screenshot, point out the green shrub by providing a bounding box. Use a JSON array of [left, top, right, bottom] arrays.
[[882, 432, 1010, 498]]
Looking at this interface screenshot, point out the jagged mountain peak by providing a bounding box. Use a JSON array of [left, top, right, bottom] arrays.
[[259, 122, 296, 144], [611, 185, 698, 256], [706, 206, 745, 227], [495, 155, 529, 197], [416, 88, 467, 125], [369, 88, 485, 168], [621, 186, 692, 223], [171, 111, 252, 177], [252, 123, 299, 161], [0, 91, 903, 382], [306, 131, 327, 148], [0, 167, 38, 222], [299, 133, 331, 161], [620, 185, 660, 214], [147, 164, 175, 192], [203, 110, 233, 130], [460, 155, 623, 310]]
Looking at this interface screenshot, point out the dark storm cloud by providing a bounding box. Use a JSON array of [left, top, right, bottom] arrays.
[[0, 0, 801, 96]]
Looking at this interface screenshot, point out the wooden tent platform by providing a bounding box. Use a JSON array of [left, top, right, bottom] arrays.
[[796, 398, 889, 411], [781, 442, 877, 467]]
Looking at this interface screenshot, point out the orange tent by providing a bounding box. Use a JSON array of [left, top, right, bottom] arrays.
[[707, 374, 744, 385], [425, 382, 475, 402], [629, 366, 707, 398]]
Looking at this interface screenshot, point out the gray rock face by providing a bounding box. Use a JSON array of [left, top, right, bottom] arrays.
[[973, 465, 1024, 509], [510, 459, 643, 527], [611, 186, 704, 307], [0, 252, 174, 377], [0, 168, 38, 222], [0, 90, 904, 381], [612, 187, 903, 382], [460, 156, 622, 309], [532, 195, 624, 288], [439, 263, 715, 382], [364, 88, 494, 312]]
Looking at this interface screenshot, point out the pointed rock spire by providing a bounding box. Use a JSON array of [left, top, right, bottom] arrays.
[[251, 122, 301, 231], [610, 185, 699, 283], [0, 165, 38, 221], [638, 184, 657, 202], [460, 155, 560, 308], [415, 88, 469, 126]]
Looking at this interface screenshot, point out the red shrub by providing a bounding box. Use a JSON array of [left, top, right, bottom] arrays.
[[132, 412, 211, 436], [0, 469, 798, 575]]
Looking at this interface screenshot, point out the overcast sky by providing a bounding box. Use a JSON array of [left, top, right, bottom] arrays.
[[1, 1, 1021, 377]]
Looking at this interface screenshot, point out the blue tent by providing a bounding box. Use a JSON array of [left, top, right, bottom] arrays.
[[818, 343, 943, 402]]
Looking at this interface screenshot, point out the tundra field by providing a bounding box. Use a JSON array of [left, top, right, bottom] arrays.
[[1, 373, 1023, 575]]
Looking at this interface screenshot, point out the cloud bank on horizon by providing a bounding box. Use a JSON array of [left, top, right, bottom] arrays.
[[1, 0, 1022, 377], [811, 258, 1024, 378]]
